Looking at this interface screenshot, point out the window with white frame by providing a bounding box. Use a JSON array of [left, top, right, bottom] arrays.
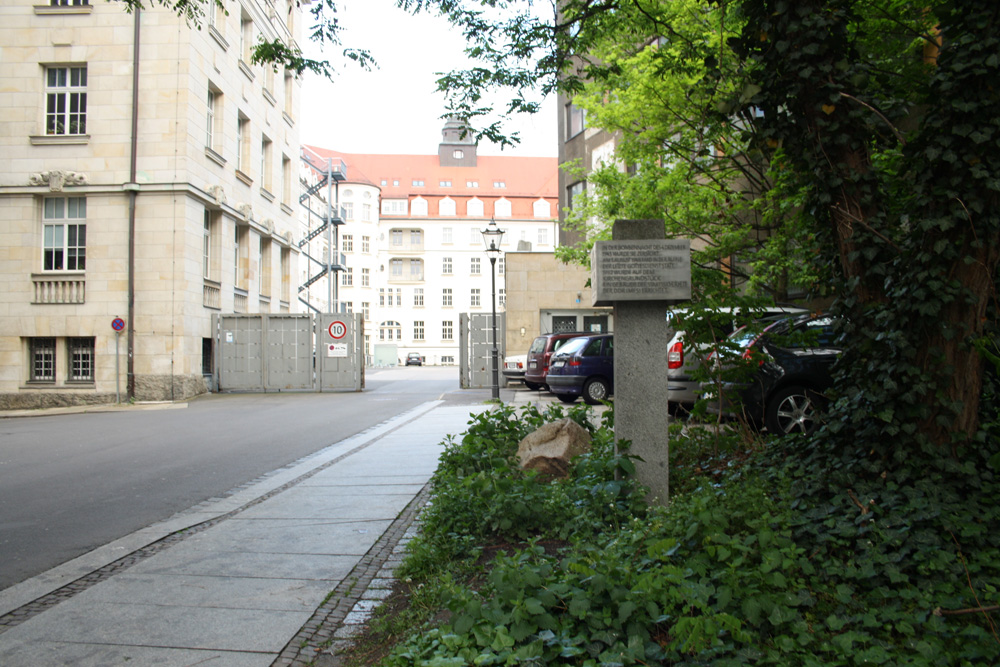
[[240, 13, 254, 63], [382, 199, 408, 215], [390, 230, 402, 246], [260, 135, 273, 192], [442, 257, 452, 274], [30, 337, 56, 382], [394, 288, 402, 306], [45, 66, 87, 136], [538, 228, 549, 246], [362, 235, 370, 253], [236, 113, 250, 174], [342, 301, 353, 313], [283, 71, 294, 117], [413, 320, 425, 340], [281, 155, 292, 206], [342, 267, 353, 286], [50, 0, 91, 5], [467, 198, 484, 216], [499, 257, 505, 275], [466, 180, 478, 188], [412, 197, 428, 216], [495, 198, 512, 217], [442, 227, 452, 243], [361, 267, 370, 287], [363, 302, 370, 320], [414, 288, 424, 306], [390, 258, 403, 277], [470, 227, 480, 244], [493, 180, 507, 189], [440, 180, 452, 187], [471, 288, 481, 307], [412, 179, 425, 187], [379, 288, 385, 307], [410, 229, 422, 246], [439, 198, 456, 216], [470, 257, 481, 275], [409, 259, 423, 280], [533, 199, 551, 218], [442, 321, 454, 340], [342, 234, 353, 252], [43, 197, 86, 271], [442, 288, 452, 307], [68, 337, 95, 382], [499, 288, 506, 307], [206, 88, 218, 149], [342, 202, 354, 220], [362, 203, 372, 221], [379, 321, 401, 341]]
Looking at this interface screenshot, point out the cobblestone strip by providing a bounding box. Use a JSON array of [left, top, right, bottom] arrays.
[[0, 413, 428, 634], [273, 484, 430, 667]]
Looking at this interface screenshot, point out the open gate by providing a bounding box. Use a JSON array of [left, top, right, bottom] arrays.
[[459, 312, 506, 389]]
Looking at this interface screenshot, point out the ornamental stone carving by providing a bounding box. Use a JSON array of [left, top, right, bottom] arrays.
[[261, 218, 274, 234], [236, 203, 253, 221], [29, 170, 88, 191], [206, 185, 227, 206], [284, 231, 294, 245]]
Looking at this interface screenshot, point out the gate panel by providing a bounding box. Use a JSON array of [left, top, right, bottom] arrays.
[[317, 313, 363, 391], [265, 314, 313, 390], [465, 312, 506, 389], [217, 314, 264, 391]]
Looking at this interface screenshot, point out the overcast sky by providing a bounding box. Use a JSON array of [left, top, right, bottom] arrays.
[[300, 0, 557, 157]]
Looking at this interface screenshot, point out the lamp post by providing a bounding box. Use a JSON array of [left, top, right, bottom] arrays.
[[481, 218, 505, 400]]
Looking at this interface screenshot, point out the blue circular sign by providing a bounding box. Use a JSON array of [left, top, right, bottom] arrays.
[[112, 317, 125, 332]]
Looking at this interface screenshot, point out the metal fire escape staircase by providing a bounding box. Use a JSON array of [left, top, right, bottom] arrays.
[[298, 150, 347, 313]]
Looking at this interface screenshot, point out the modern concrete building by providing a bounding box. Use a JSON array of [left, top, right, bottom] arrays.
[[0, 0, 304, 408], [305, 124, 565, 366]]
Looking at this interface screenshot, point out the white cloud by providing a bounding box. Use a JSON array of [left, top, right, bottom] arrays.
[[300, 0, 556, 157]]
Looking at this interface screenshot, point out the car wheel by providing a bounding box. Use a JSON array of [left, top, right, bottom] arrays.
[[524, 381, 542, 391], [583, 378, 610, 405], [557, 394, 577, 404], [765, 385, 824, 435]]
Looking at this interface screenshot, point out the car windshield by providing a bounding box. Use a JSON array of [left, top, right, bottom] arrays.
[[553, 337, 589, 357], [528, 337, 546, 354]]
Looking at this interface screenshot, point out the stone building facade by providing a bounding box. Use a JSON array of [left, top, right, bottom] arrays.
[[0, 0, 303, 408]]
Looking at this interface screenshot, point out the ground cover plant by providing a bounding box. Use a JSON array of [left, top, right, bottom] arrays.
[[341, 401, 1000, 667]]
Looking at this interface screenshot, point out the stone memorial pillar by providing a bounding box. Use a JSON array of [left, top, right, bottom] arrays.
[[591, 220, 690, 504]]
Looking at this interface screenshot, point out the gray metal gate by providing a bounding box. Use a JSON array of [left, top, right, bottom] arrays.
[[459, 312, 505, 389], [214, 313, 363, 392], [317, 313, 364, 391]]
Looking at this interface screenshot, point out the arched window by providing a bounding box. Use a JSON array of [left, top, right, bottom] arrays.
[[532, 199, 551, 218], [439, 197, 456, 216], [494, 198, 512, 218], [379, 320, 401, 341], [467, 198, 484, 217]]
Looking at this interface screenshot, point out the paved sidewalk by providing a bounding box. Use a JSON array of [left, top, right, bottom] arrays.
[[0, 399, 488, 667]]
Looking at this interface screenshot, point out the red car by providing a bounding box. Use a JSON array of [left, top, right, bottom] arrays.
[[523, 332, 590, 390]]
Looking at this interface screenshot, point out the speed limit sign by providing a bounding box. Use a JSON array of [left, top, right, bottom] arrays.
[[328, 321, 347, 339]]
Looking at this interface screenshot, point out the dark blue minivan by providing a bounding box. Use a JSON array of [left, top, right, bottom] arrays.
[[545, 333, 614, 405]]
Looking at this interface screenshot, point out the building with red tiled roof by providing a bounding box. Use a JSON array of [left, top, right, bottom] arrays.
[[301, 121, 562, 367]]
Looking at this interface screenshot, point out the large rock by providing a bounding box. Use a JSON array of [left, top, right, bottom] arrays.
[[517, 418, 592, 478]]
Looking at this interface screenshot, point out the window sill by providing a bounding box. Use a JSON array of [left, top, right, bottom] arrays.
[[280, 203, 294, 216], [235, 170, 253, 187], [208, 25, 229, 51], [263, 88, 277, 107], [238, 60, 256, 82], [34, 5, 92, 15], [205, 146, 226, 167], [31, 134, 90, 146], [282, 111, 295, 128], [260, 187, 275, 202]]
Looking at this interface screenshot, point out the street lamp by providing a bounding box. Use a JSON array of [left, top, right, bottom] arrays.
[[481, 218, 505, 400]]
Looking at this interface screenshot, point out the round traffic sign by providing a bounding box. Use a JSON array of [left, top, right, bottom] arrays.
[[112, 317, 126, 332], [328, 321, 347, 339]]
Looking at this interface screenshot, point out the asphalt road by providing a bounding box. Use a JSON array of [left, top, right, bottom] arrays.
[[0, 366, 483, 592]]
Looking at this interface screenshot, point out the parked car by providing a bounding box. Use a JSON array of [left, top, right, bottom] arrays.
[[545, 333, 614, 405], [502, 354, 527, 386], [405, 352, 424, 366], [705, 314, 841, 435], [667, 306, 808, 414], [523, 332, 591, 390]]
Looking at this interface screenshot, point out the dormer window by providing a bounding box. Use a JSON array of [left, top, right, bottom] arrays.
[[453, 149, 464, 159]]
